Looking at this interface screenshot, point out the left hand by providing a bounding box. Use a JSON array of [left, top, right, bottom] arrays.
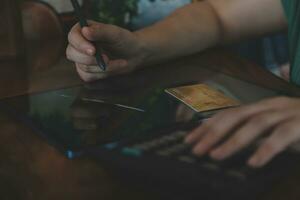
[[185, 96, 300, 168]]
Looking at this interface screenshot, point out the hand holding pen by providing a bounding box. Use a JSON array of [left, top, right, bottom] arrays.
[[70, 0, 106, 71], [66, 1, 146, 82]]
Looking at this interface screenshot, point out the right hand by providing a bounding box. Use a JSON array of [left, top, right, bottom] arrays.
[[66, 21, 146, 82]]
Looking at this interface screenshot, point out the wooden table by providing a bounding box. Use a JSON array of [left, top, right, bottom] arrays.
[[1, 36, 300, 200]]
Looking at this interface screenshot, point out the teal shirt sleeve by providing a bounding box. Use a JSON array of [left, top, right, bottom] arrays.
[[280, 0, 300, 85], [281, 0, 290, 20]]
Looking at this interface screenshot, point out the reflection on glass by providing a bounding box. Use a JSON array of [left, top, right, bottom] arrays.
[[0, 72, 280, 157]]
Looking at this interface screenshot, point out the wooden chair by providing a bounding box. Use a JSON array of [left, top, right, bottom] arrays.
[[21, 1, 66, 71], [22, 1, 64, 40], [0, 0, 23, 59]]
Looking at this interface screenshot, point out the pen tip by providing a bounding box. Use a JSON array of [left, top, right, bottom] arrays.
[[95, 54, 106, 71], [100, 64, 106, 71]]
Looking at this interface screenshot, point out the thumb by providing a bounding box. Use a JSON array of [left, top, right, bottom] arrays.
[[82, 24, 120, 44]]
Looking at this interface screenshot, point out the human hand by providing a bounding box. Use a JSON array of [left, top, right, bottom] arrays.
[[185, 97, 300, 168], [66, 21, 147, 82]]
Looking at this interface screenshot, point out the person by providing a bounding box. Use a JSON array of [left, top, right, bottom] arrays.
[[66, 0, 300, 168]]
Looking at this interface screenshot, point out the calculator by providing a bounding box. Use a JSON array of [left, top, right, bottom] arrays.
[[89, 120, 300, 199]]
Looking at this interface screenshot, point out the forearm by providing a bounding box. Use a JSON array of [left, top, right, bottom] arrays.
[[134, 0, 287, 65], [135, 2, 221, 65]]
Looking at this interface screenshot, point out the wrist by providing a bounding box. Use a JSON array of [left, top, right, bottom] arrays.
[[133, 30, 155, 68]]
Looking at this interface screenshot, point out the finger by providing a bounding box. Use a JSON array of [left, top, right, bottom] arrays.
[[186, 103, 264, 144], [82, 24, 122, 44], [106, 59, 129, 72], [248, 119, 300, 168], [76, 57, 128, 73], [188, 104, 268, 156], [66, 44, 97, 65], [210, 110, 290, 160], [68, 23, 95, 55], [77, 63, 103, 73], [75, 61, 128, 82], [184, 120, 212, 144], [76, 64, 109, 82], [265, 96, 299, 110]]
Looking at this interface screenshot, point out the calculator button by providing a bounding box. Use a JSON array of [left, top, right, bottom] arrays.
[[160, 131, 185, 142], [122, 148, 143, 157], [172, 131, 187, 139], [156, 143, 190, 157], [225, 170, 247, 181], [169, 143, 190, 154], [104, 142, 119, 150], [238, 166, 254, 177], [160, 135, 178, 142], [178, 155, 197, 163], [201, 162, 220, 172], [156, 150, 173, 157], [135, 141, 158, 150], [132, 144, 152, 151], [132, 131, 187, 152], [133, 138, 169, 151]]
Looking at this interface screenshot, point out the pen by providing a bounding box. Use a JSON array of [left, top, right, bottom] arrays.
[[70, 0, 107, 71]]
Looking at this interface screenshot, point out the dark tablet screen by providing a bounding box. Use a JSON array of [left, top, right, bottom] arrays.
[[0, 73, 280, 157]]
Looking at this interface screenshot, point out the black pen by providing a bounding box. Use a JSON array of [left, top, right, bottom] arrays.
[[70, 0, 107, 71]]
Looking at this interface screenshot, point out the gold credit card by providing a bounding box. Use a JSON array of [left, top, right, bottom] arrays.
[[166, 84, 241, 112]]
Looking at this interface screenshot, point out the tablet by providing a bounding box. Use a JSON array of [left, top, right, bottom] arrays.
[[0, 73, 281, 158]]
